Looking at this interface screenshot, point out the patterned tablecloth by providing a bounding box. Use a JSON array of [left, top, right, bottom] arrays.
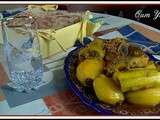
[[0, 12, 160, 116]]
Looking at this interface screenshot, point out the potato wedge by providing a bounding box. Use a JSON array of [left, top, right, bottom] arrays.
[[93, 74, 124, 105], [126, 88, 160, 106], [76, 59, 104, 86]]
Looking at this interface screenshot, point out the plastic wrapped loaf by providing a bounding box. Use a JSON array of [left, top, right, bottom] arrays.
[[4, 6, 102, 59]]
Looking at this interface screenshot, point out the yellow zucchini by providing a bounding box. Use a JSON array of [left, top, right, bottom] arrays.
[[113, 69, 160, 92]]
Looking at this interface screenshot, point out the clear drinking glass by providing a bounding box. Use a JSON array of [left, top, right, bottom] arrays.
[[1, 16, 44, 92]]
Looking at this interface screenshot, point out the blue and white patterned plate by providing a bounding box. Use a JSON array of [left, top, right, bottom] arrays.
[[64, 46, 113, 115], [64, 25, 160, 115]]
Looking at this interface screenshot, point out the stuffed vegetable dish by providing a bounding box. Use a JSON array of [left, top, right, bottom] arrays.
[[66, 37, 160, 115]]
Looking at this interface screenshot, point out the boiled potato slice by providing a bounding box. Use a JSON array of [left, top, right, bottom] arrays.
[[93, 74, 124, 105], [126, 88, 160, 106], [76, 59, 104, 86]]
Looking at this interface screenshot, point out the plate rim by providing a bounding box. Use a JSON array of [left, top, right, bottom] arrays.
[[64, 46, 113, 115]]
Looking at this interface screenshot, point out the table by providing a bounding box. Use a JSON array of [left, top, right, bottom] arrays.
[[0, 12, 160, 116]]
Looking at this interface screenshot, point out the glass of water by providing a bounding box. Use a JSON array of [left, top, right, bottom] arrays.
[[1, 16, 45, 92]]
